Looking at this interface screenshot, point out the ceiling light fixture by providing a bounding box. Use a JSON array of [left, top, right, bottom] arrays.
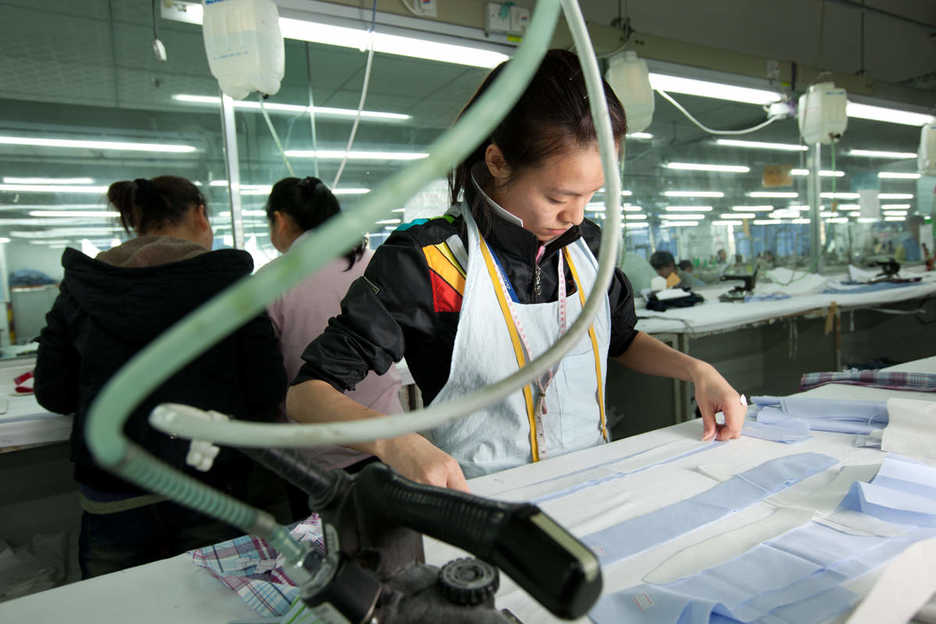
[[173, 94, 410, 122], [847, 149, 917, 159], [748, 191, 798, 198], [0, 184, 108, 194], [715, 139, 807, 152], [878, 172, 921, 180], [285, 149, 428, 161], [846, 102, 935, 127], [0, 136, 197, 153], [648, 73, 782, 105], [790, 169, 845, 177], [3, 177, 95, 185], [664, 162, 750, 173], [665, 205, 713, 212], [663, 190, 724, 198]]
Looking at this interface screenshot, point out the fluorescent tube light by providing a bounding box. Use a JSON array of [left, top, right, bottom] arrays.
[[623, 204, 642, 212], [665, 206, 713, 212], [846, 102, 935, 127], [882, 204, 911, 209], [771, 209, 799, 219], [280, 17, 509, 69], [664, 162, 750, 173], [825, 217, 848, 223], [28, 210, 118, 218], [0, 184, 108, 194], [242, 210, 267, 217], [661, 213, 707, 219], [625, 222, 649, 228], [661, 220, 700, 227], [885, 216, 907, 221], [0, 136, 196, 153], [173, 94, 410, 122], [879, 193, 914, 200], [285, 149, 428, 161], [857, 217, 879, 223], [732, 205, 774, 212], [748, 191, 798, 198], [0, 237, 9, 243], [626, 214, 647, 220], [878, 172, 921, 180], [819, 211, 840, 217], [753, 219, 782, 225], [820, 192, 860, 199], [3, 177, 95, 185], [663, 190, 724, 198], [792, 218, 811, 224], [627, 132, 654, 140], [383, 225, 398, 231], [29, 239, 71, 245], [376, 219, 401, 225], [648, 73, 782, 105], [790, 169, 845, 177], [848, 149, 917, 159], [721, 212, 755, 219], [716, 139, 807, 152], [712, 220, 744, 226], [166, 3, 509, 68]]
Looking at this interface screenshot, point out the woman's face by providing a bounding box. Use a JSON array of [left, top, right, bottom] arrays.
[[486, 141, 607, 243]]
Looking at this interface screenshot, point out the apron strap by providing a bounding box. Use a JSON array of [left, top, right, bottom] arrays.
[[478, 236, 540, 462], [444, 234, 469, 275], [564, 247, 609, 442]]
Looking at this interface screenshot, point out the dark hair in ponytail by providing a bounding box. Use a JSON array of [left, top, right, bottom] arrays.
[[265, 176, 365, 271], [108, 175, 206, 235], [448, 49, 628, 229]]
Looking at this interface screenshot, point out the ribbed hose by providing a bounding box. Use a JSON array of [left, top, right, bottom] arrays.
[[84, 0, 565, 566]]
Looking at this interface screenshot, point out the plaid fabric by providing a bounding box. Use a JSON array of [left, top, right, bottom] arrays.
[[191, 514, 325, 618], [800, 370, 936, 393]]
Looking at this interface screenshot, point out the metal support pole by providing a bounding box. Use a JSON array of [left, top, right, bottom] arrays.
[[808, 142, 822, 272], [219, 91, 244, 249]]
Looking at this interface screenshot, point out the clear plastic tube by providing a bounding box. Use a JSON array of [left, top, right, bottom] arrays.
[[149, 0, 623, 449], [84, 0, 566, 552]]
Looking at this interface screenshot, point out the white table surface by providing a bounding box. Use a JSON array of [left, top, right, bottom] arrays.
[[4, 357, 935, 623], [636, 273, 936, 335], [0, 358, 70, 450]]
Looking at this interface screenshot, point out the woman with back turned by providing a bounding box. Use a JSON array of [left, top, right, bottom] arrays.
[[34, 175, 287, 578]]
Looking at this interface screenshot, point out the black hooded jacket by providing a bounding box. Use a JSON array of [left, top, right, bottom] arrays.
[[35, 237, 287, 494]]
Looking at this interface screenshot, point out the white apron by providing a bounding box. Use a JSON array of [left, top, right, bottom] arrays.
[[426, 207, 611, 478]]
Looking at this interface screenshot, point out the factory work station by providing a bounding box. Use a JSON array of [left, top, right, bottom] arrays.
[[0, 1, 935, 623]]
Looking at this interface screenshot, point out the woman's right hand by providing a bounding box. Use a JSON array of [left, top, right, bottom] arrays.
[[378, 433, 470, 493]]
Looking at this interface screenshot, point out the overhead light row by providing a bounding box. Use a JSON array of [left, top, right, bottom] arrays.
[[172, 94, 410, 122]]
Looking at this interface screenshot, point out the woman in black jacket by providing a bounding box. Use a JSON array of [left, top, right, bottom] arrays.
[[35, 176, 287, 578]]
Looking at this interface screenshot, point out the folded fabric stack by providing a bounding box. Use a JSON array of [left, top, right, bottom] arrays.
[[800, 370, 936, 393]]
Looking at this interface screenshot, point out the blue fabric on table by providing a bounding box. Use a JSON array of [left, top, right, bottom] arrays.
[[751, 396, 888, 435], [581, 453, 837, 566]]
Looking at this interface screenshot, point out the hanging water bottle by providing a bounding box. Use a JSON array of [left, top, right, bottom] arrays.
[[202, 0, 285, 99]]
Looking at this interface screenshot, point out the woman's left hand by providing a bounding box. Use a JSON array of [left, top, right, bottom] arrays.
[[691, 362, 745, 441]]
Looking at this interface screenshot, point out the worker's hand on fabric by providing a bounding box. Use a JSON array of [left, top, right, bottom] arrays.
[[379, 433, 471, 493], [691, 362, 745, 441]]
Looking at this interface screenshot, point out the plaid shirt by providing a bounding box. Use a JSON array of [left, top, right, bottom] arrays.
[[191, 514, 324, 618], [800, 370, 936, 393]]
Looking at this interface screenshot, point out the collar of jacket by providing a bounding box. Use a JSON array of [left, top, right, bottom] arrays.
[[467, 165, 582, 268]]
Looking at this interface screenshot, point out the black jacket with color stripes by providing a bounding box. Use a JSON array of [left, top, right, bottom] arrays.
[[294, 209, 639, 405]]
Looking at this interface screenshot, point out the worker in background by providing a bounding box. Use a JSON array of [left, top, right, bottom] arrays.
[[286, 50, 744, 491], [715, 248, 728, 264], [34, 176, 287, 578], [650, 250, 706, 289], [895, 215, 924, 263], [678, 259, 694, 273], [265, 176, 403, 494]]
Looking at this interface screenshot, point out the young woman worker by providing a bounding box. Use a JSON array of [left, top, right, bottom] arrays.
[[286, 50, 745, 492]]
